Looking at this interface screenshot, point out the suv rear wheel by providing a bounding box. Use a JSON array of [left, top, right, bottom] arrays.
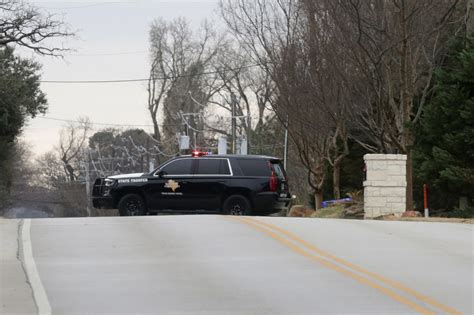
[[222, 195, 251, 216], [118, 194, 146, 216]]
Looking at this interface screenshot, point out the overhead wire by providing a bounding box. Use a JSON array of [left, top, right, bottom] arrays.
[[128, 136, 179, 158], [33, 116, 179, 154], [36, 116, 155, 128], [0, 63, 262, 84], [38, 1, 131, 10], [34, 116, 189, 139], [65, 50, 148, 57]]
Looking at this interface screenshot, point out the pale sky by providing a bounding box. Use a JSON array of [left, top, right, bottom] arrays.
[[21, 0, 220, 156]]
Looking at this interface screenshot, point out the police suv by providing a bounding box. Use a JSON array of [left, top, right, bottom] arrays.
[[92, 152, 292, 216]]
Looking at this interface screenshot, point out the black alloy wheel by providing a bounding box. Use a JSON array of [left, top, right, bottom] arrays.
[[118, 194, 146, 216], [223, 195, 252, 216]]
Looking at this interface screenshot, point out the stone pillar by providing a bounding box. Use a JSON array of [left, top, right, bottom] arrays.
[[364, 154, 407, 218]]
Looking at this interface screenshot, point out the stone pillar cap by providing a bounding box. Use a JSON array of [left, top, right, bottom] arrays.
[[364, 154, 407, 161]]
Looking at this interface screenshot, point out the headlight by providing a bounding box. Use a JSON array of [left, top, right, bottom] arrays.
[[103, 179, 115, 196]]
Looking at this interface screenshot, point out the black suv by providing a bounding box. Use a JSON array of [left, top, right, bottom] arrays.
[[92, 154, 292, 216]]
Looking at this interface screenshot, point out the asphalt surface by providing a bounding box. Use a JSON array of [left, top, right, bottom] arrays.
[[1, 216, 473, 314]]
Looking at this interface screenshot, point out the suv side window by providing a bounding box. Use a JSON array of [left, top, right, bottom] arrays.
[[161, 159, 193, 175], [196, 159, 231, 175], [238, 159, 271, 177], [272, 162, 287, 180]]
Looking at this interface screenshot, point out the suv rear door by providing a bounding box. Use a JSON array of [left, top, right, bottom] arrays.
[[186, 158, 232, 211], [237, 157, 289, 195], [269, 159, 290, 197]]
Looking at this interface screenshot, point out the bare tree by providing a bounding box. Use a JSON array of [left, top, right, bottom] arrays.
[[326, 0, 466, 209], [222, 0, 468, 208], [36, 151, 68, 190], [58, 117, 92, 181], [468, 0, 474, 33], [210, 44, 275, 153], [221, 0, 355, 206], [88, 128, 164, 177], [0, 0, 72, 56], [147, 18, 225, 153]]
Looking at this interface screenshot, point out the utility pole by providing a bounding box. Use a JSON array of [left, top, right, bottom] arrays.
[[284, 115, 289, 170], [180, 111, 203, 151], [247, 114, 251, 154], [83, 151, 92, 217], [179, 111, 189, 137], [231, 93, 238, 154]]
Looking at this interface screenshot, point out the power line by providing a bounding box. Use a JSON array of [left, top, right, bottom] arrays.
[[35, 116, 186, 130], [66, 50, 148, 57], [0, 63, 262, 84], [41, 78, 150, 84], [38, 1, 131, 10], [33, 63, 261, 84], [37, 116, 154, 127]]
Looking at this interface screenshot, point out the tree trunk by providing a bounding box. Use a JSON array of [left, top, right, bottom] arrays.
[[314, 190, 324, 210], [333, 161, 341, 200], [151, 117, 162, 164], [152, 117, 161, 142], [406, 148, 414, 211], [468, 0, 474, 34]]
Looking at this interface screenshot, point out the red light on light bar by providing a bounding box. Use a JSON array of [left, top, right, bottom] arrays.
[[192, 150, 209, 157]]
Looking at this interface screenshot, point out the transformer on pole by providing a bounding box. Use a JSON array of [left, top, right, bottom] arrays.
[[218, 136, 228, 155], [179, 135, 190, 151], [237, 136, 248, 155]]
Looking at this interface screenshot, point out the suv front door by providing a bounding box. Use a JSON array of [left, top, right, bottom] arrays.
[[146, 158, 195, 211]]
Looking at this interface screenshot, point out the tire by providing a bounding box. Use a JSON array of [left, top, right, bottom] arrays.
[[118, 194, 146, 216], [222, 195, 252, 216]]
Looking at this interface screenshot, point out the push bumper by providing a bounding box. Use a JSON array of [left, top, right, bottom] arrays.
[[92, 178, 115, 209]]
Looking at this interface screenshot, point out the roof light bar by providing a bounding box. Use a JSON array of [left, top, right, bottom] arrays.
[[192, 150, 210, 157]]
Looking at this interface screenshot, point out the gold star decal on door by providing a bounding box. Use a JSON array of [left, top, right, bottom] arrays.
[[165, 180, 180, 192]]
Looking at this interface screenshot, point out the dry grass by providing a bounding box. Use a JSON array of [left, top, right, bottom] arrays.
[[311, 205, 345, 219], [376, 215, 473, 224]]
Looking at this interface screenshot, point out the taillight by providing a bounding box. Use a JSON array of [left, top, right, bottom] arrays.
[[269, 171, 278, 192]]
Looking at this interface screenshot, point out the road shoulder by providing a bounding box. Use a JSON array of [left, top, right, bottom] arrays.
[[0, 219, 37, 315]]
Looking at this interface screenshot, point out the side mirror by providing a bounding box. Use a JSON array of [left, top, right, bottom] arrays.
[[157, 170, 166, 178]]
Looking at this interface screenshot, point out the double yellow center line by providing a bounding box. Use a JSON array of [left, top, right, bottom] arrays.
[[229, 216, 461, 315]]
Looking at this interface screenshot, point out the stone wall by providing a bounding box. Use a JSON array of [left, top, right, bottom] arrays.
[[364, 154, 407, 218]]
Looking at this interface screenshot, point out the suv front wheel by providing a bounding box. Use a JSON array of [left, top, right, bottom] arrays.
[[222, 195, 252, 216], [118, 194, 146, 216]]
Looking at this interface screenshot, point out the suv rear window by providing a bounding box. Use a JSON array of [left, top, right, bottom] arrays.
[[196, 159, 230, 175], [238, 159, 272, 177], [272, 161, 287, 180], [161, 159, 193, 175]]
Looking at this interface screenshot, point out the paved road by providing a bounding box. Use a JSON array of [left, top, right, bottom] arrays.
[[2, 216, 473, 314]]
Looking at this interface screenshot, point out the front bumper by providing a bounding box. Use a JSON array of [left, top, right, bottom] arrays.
[[92, 178, 116, 209]]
